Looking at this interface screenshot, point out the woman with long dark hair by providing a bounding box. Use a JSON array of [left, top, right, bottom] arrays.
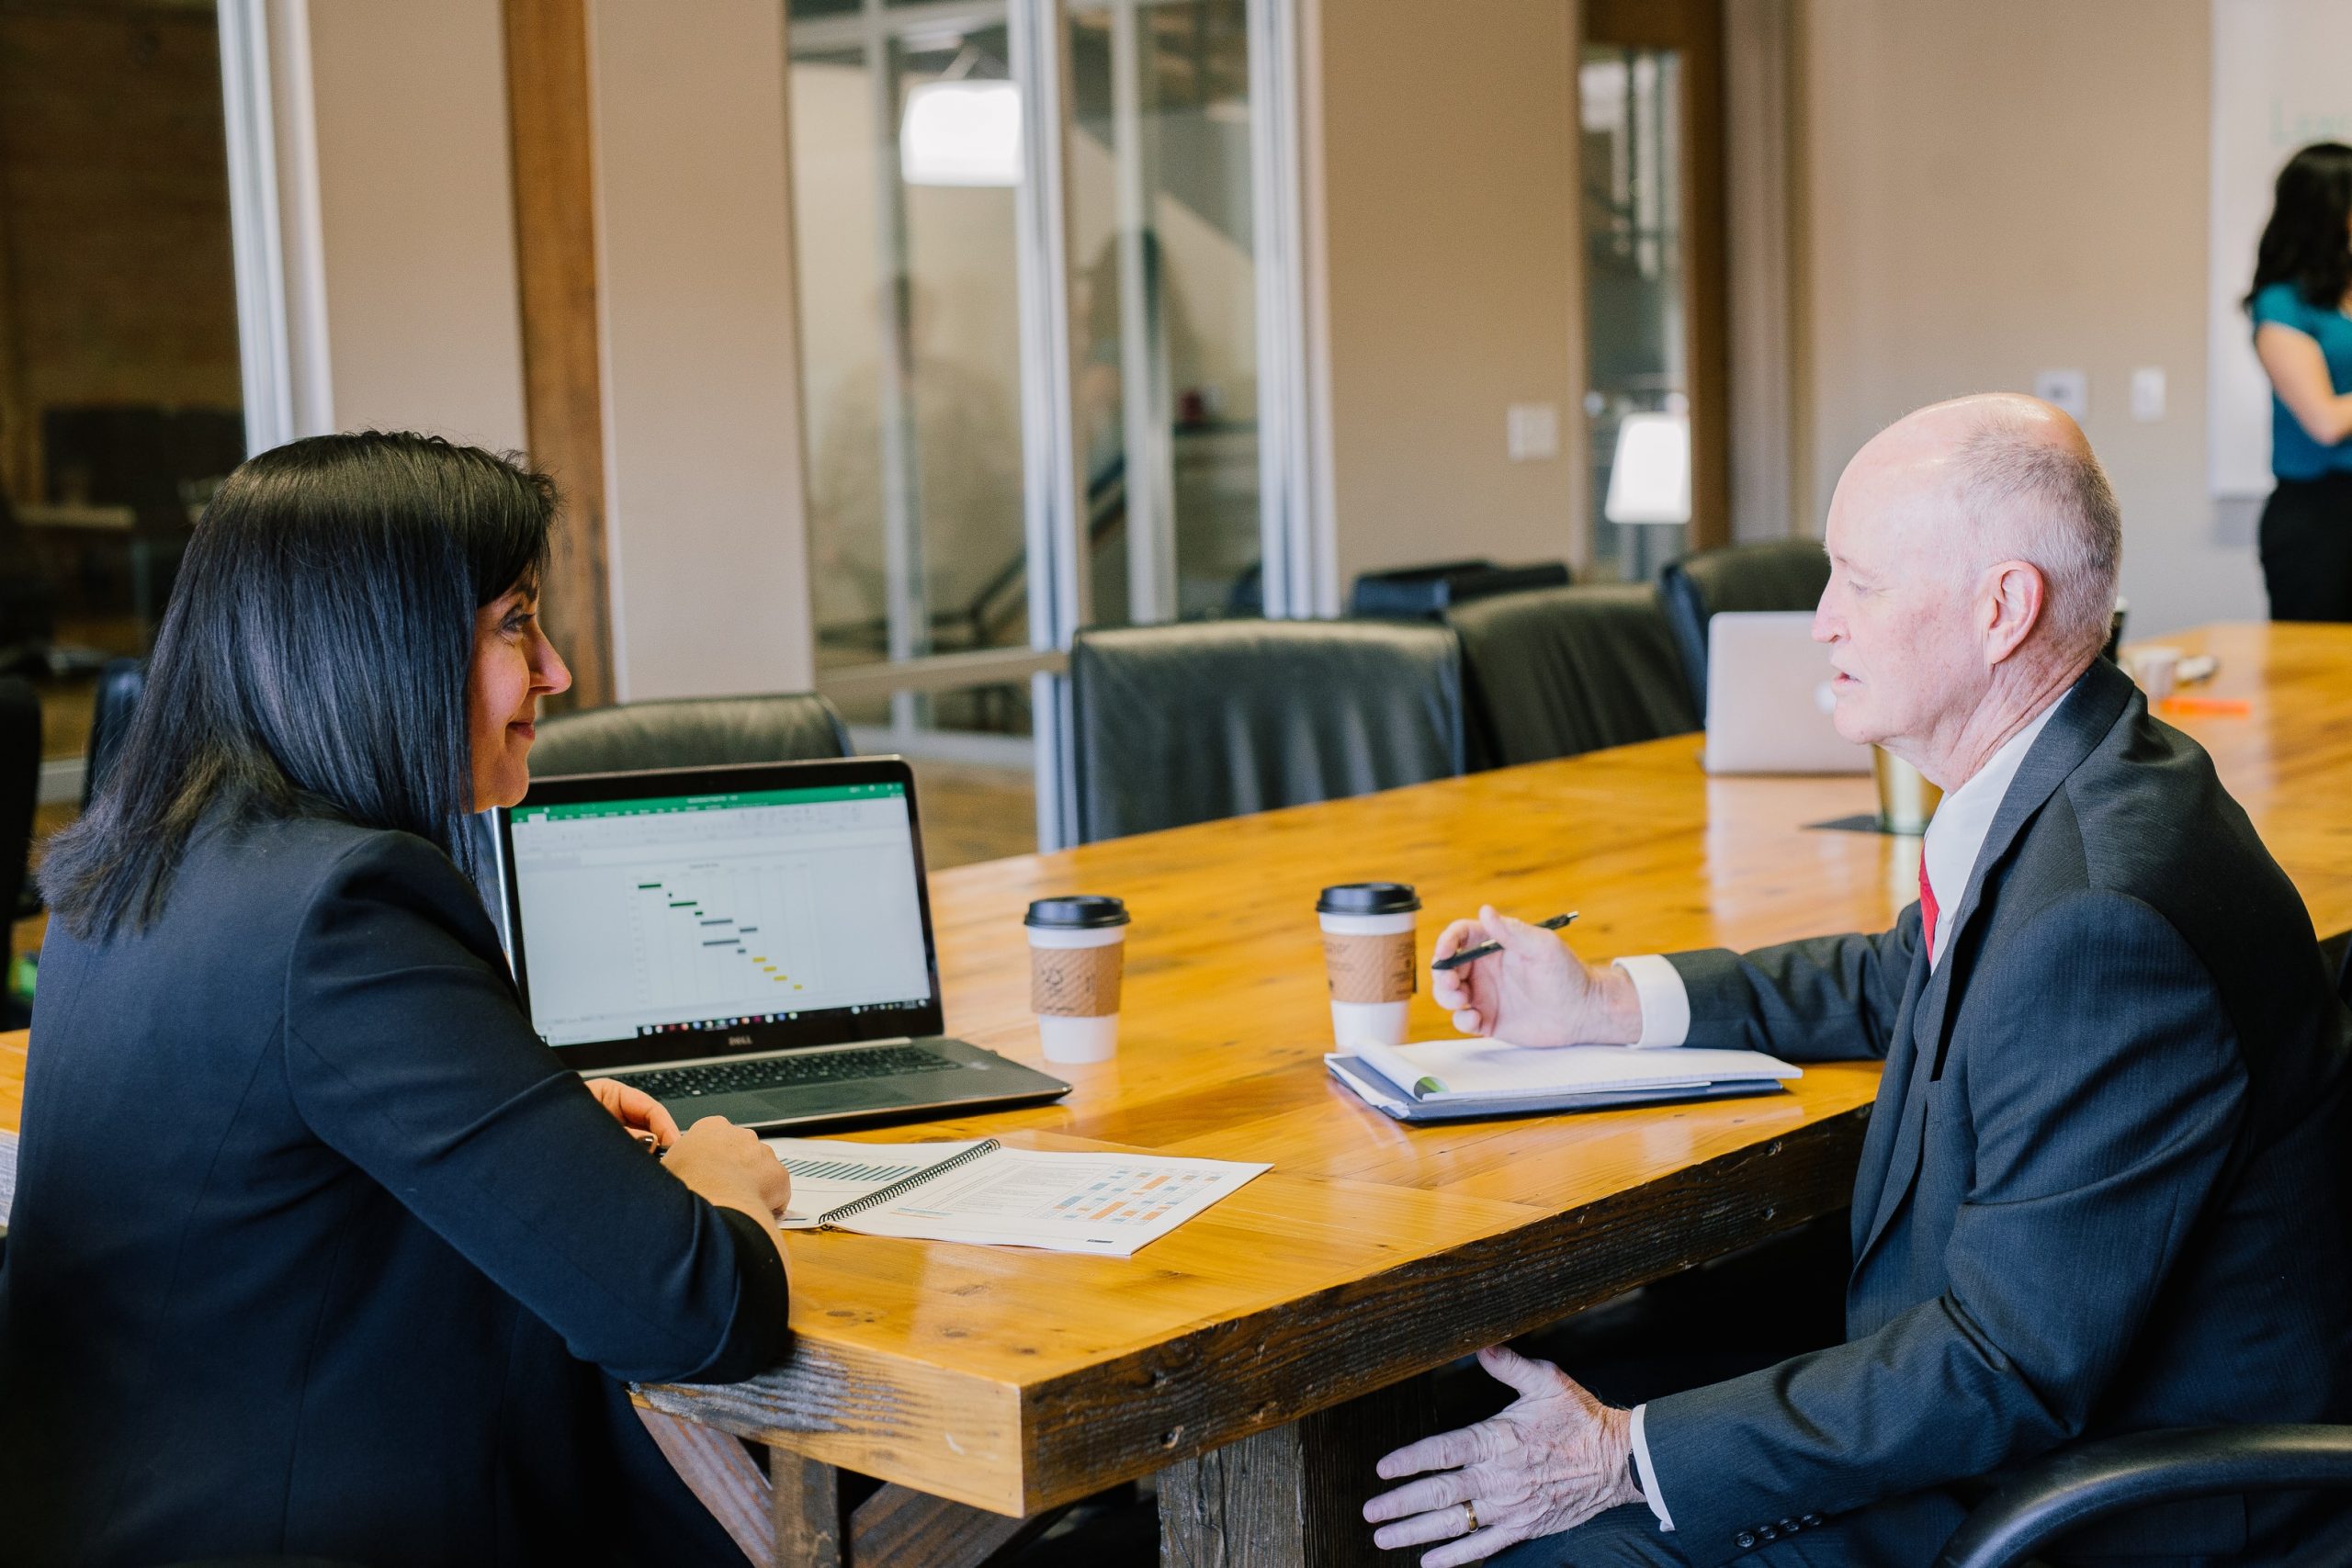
[[2, 433, 793, 1566], [2249, 141, 2352, 619]]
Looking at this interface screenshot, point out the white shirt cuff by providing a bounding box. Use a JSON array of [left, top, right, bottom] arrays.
[[1630, 1403, 1675, 1530], [1611, 955, 1691, 1048]]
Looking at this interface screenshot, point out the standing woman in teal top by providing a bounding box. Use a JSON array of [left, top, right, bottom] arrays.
[[2250, 141, 2352, 620]]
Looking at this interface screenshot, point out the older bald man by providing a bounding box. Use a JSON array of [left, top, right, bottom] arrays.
[[1366, 396, 2352, 1566]]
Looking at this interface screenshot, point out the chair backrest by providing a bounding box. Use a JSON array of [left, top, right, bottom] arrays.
[[1444, 582, 1699, 770], [0, 491, 55, 674], [526, 693, 853, 778], [1070, 618, 1465, 843], [1350, 559, 1572, 620], [0, 678, 38, 931], [1657, 538, 1832, 714], [82, 658, 146, 808]]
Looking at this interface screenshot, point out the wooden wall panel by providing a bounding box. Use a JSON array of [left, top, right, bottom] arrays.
[[503, 0, 613, 708]]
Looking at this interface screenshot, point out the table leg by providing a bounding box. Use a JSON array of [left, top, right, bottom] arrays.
[[1159, 1377, 1434, 1568], [763, 1447, 1069, 1568], [636, 1406, 776, 1566], [772, 1449, 849, 1568]]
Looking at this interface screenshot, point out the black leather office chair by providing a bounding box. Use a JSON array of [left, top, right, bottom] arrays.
[[1351, 559, 1572, 619], [1934, 1427, 2352, 1568], [1444, 582, 1699, 770], [81, 657, 147, 808], [526, 693, 853, 777], [1069, 618, 1465, 843], [1, 678, 38, 1030], [1657, 539, 1833, 714], [0, 489, 56, 679]]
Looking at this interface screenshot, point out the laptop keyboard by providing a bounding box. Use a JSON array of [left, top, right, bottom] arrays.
[[617, 1045, 960, 1101]]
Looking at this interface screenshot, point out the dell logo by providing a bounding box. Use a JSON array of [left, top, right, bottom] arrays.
[[729, 1034, 752, 1046]]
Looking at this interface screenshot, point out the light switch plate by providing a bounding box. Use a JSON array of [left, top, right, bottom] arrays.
[[2033, 369, 2088, 420], [2131, 367, 2166, 422], [1508, 402, 1561, 462]]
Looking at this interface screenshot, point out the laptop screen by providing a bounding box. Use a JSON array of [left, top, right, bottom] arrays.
[[498, 760, 944, 1070]]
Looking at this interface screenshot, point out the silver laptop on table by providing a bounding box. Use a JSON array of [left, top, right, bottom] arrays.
[[493, 756, 1069, 1131], [1702, 612, 1871, 775]]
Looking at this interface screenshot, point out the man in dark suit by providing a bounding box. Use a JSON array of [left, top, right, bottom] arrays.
[[1364, 394, 2352, 1566]]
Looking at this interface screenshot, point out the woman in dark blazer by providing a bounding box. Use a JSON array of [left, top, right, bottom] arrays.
[[2, 433, 793, 1566]]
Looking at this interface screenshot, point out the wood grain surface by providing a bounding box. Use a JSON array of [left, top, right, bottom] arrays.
[[503, 0, 615, 710], [4, 623, 2346, 1519]]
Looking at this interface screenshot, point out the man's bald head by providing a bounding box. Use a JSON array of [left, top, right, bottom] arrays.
[[1816, 395, 2124, 784], [1859, 394, 2123, 669]]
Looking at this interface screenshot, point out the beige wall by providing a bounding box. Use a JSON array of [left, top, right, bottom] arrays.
[[1312, 0, 1587, 588], [293, 0, 817, 700], [303, 0, 527, 452], [1798, 0, 2258, 637], [592, 0, 815, 700]]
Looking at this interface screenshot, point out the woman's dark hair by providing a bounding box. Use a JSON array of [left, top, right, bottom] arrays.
[[40, 431, 555, 940], [2247, 141, 2352, 311]]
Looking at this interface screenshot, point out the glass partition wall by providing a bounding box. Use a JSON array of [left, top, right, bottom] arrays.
[[1, 0, 253, 1012], [786, 0, 1302, 849], [1579, 44, 1687, 582], [0, 0, 244, 761]]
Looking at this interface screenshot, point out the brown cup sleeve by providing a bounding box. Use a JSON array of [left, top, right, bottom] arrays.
[[1323, 929, 1416, 1004], [1031, 942, 1125, 1017]]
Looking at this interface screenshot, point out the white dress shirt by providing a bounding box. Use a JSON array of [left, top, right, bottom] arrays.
[[1608, 693, 2067, 1531]]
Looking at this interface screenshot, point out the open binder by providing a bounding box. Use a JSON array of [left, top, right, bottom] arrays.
[[1326, 1038, 1799, 1123]]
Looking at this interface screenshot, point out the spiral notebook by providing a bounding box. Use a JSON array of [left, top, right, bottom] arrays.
[[763, 1136, 1269, 1256]]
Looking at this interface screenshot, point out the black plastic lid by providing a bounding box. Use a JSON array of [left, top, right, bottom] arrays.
[[1316, 882, 1420, 916], [1024, 895, 1131, 930]]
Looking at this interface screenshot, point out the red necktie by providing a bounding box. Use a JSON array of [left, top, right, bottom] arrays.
[[1919, 859, 1939, 956]]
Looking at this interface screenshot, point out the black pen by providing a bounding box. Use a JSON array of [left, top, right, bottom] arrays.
[[1430, 912, 1579, 972]]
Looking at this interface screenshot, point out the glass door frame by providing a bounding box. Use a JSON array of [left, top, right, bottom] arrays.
[[1580, 0, 1729, 563], [797, 0, 1319, 852]]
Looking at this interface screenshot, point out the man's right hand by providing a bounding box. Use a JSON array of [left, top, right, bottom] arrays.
[[662, 1115, 794, 1229], [1430, 905, 1645, 1047]]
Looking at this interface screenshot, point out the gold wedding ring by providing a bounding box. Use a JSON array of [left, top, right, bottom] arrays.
[[1462, 1500, 1480, 1532]]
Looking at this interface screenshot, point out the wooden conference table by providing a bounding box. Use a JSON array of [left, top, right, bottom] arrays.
[[1, 621, 2348, 1568]]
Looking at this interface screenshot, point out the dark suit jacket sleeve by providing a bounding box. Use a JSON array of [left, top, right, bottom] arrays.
[[1662, 904, 1924, 1063], [1640, 892, 2245, 1564], [279, 830, 790, 1386]]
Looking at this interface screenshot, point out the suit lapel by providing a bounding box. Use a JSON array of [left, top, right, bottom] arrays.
[[1850, 658, 2139, 1266], [1846, 940, 1930, 1240], [1855, 940, 1960, 1261]]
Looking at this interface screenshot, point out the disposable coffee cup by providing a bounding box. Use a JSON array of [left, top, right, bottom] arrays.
[[1024, 896, 1130, 1064], [1871, 746, 1942, 837], [2131, 646, 2181, 703], [1317, 883, 1420, 1050]]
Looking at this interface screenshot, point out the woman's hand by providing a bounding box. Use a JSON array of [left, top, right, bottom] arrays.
[[584, 1077, 682, 1152], [662, 1116, 795, 1229]]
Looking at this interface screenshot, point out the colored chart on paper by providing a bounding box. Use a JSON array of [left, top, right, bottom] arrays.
[[1046, 1167, 1215, 1228]]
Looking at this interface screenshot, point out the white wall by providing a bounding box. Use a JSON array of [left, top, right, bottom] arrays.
[[592, 0, 815, 700], [299, 0, 527, 451], [1309, 0, 1587, 586], [1798, 0, 2262, 637]]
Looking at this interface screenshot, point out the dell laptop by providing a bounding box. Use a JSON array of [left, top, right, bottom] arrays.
[[493, 756, 1070, 1131]]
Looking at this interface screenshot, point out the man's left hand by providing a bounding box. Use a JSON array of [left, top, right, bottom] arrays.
[[1363, 1345, 1640, 1565], [584, 1077, 682, 1151]]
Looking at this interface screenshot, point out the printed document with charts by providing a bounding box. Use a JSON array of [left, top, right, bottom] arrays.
[[763, 1136, 1268, 1257]]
